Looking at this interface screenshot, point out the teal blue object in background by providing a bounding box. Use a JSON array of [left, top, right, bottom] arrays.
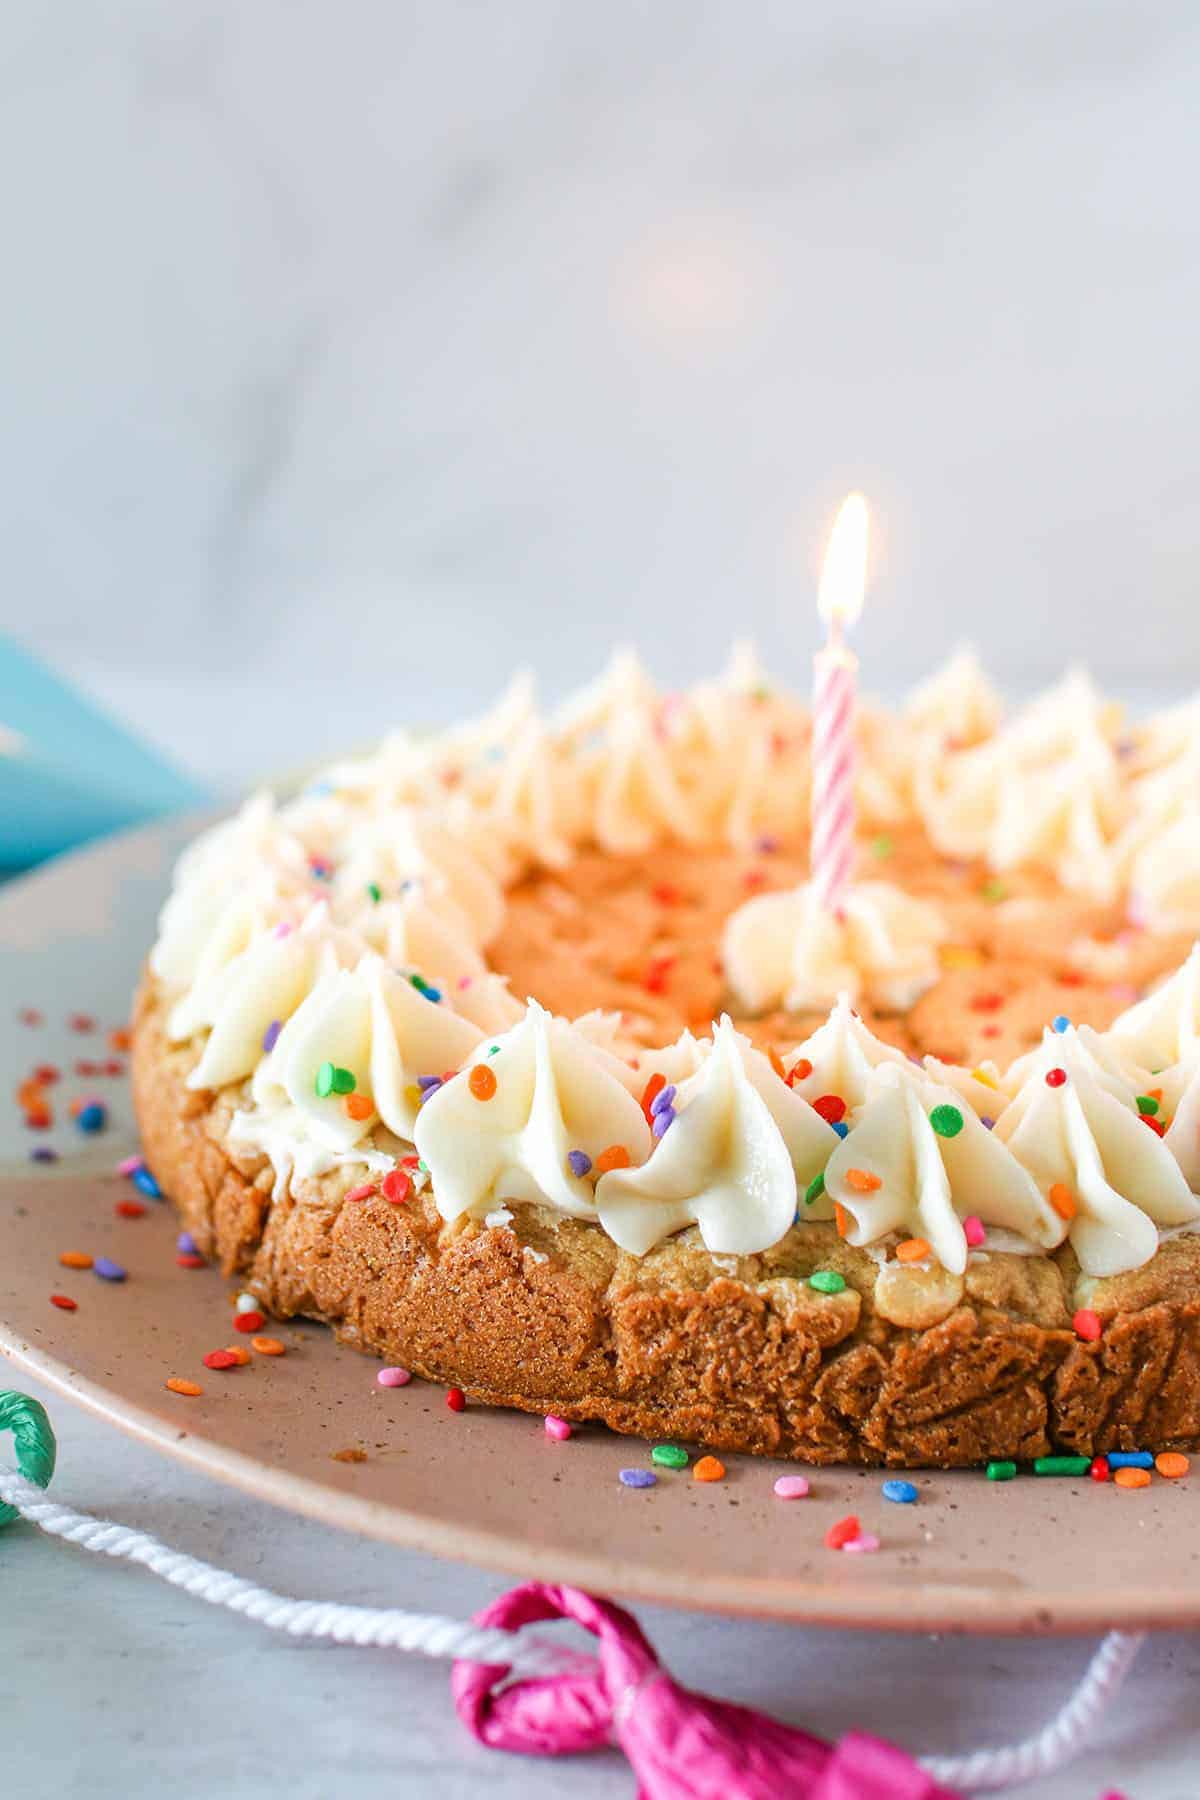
[[0, 634, 207, 874]]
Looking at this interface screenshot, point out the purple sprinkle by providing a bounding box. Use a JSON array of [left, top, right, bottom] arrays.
[[416, 1074, 442, 1091], [116, 1154, 145, 1177], [619, 1468, 657, 1489], [31, 1146, 58, 1164], [981, 1115, 995, 1130], [418, 1079, 443, 1104], [755, 834, 780, 854], [93, 1257, 126, 1283], [262, 1019, 282, 1054], [272, 921, 294, 940], [652, 1109, 675, 1138], [567, 1150, 593, 1178], [650, 1084, 676, 1116], [177, 1231, 199, 1257]]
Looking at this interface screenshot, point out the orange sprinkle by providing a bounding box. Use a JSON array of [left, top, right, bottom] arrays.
[[166, 1378, 203, 1397], [1048, 1182, 1077, 1221], [222, 1345, 252, 1366], [469, 1063, 498, 1101], [693, 1455, 726, 1483], [895, 1238, 931, 1264], [594, 1144, 631, 1174], [768, 1046, 787, 1082], [1156, 1452, 1189, 1479], [1114, 1466, 1151, 1490], [834, 1202, 852, 1239], [845, 1168, 882, 1194], [58, 1251, 93, 1270], [252, 1336, 286, 1356], [109, 1027, 132, 1052], [641, 1072, 667, 1124], [17, 1077, 46, 1107], [343, 1092, 374, 1121], [787, 1057, 814, 1087]]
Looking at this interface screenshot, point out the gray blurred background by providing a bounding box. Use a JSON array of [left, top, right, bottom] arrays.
[[2, 0, 1198, 783]]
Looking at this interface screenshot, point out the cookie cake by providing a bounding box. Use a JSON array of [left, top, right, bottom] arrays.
[[132, 528, 1200, 1470]]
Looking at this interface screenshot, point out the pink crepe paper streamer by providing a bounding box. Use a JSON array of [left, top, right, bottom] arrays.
[[452, 1582, 960, 1799]]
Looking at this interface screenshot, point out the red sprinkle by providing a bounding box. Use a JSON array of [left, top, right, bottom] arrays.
[[69, 1013, 97, 1033], [787, 1057, 814, 1087], [1045, 1068, 1068, 1088], [812, 1094, 847, 1125], [50, 1294, 77, 1311], [1073, 1308, 1103, 1342], [33, 1064, 60, 1085], [103, 1059, 125, 1078], [74, 1060, 102, 1078], [651, 882, 681, 906], [1141, 1114, 1166, 1138], [344, 1182, 379, 1203], [203, 1349, 240, 1371], [382, 1169, 412, 1205], [641, 1072, 667, 1124], [1089, 1456, 1110, 1482], [233, 1310, 265, 1334], [18, 1008, 43, 1027], [643, 956, 675, 995], [446, 1387, 466, 1413], [825, 1514, 860, 1550], [980, 1025, 1002, 1040], [176, 1253, 207, 1269], [115, 1200, 147, 1219], [969, 994, 1006, 1013]]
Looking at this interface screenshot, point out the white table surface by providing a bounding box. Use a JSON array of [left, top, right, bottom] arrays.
[[1, 1370, 1196, 1798]]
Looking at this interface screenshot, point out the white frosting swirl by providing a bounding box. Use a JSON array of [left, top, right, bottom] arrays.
[[595, 1018, 834, 1255], [414, 1000, 651, 1226], [993, 1025, 1200, 1275], [904, 647, 1003, 748], [722, 881, 946, 1014], [825, 1063, 1064, 1276]]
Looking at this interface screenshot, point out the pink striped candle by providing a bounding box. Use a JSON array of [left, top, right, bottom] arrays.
[[810, 494, 868, 914]]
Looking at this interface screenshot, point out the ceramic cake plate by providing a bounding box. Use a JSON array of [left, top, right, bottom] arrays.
[[2, 819, 1198, 1635]]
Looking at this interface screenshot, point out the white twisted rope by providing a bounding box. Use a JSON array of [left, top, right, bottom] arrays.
[[0, 1465, 1144, 1792]]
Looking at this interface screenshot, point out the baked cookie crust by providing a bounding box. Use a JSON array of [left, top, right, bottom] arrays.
[[133, 973, 1200, 1469]]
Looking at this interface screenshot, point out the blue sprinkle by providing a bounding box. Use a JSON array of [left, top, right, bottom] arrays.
[[830, 1120, 849, 1139], [30, 1146, 58, 1164], [1052, 1015, 1071, 1034], [650, 1084, 676, 1116], [177, 1231, 199, 1256], [93, 1257, 126, 1283], [652, 1108, 675, 1138], [980, 1115, 996, 1130], [1107, 1450, 1153, 1470], [262, 1019, 282, 1054], [567, 1150, 593, 1178], [76, 1102, 107, 1134], [881, 1478, 919, 1504], [132, 1166, 162, 1199], [422, 986, 443, 1004], [619, 1468, 657, 1489]]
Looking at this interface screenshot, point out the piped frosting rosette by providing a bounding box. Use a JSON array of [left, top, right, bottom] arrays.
[[1102, 944, 1200, 1189], [995, 1020, 1200, 1276], [594, 1018, 836, 1254], [722, 880, 947, 1013]]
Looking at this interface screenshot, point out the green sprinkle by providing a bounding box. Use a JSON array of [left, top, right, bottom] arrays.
[[804, 1171, 826, 1206], [366, 881, 382, 903], [409, 973, 428, 994], [809, 1269, 846, 1295], [1136, 1095, 1159, 1117], [986, 1460, 1017, 1481], [315, 1061, 335, 1098], [1033, 1455, 1091, 1477], [929, 1104, 964, 1139], [488, 1044, 501, 1057], [870, 833, 894, 860], [330, 1066, 356, 1096], [417, 1160, 428, 1174], [651, 1443, 689, 1469], [981, 878, 1008, 903]]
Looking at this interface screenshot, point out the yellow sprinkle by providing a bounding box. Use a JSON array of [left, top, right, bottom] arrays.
[[404, 1084, 423, 1108], [941, 945, 984, 971], [971, 1066, 998, 1090]]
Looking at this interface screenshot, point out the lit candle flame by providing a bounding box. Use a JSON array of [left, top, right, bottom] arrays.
[[817, 492, 869, 631]]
